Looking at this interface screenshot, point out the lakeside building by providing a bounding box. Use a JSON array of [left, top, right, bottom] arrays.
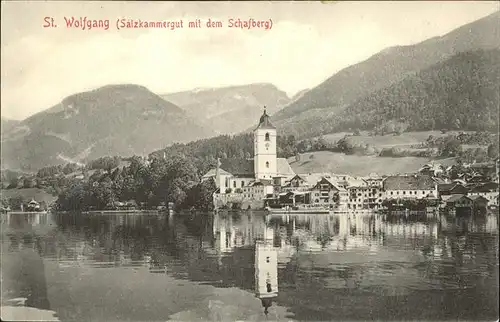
[[438, 183, 469, 198], [383, 174, 438, 200], [347, 185, 384, 210], [467, 182, 499, 207]]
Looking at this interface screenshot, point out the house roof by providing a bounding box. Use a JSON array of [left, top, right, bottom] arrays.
[[293, 173, 325, 186], [433, 177, 449, 185], [288, 173, 352, 190], [468, 195, 488, 202], [469, 182, 499, 193], [260, 179, 273, 185], [255, 108, 276, 130], [315, 177, 346, 191], [438, 183, 468, 193], [438, 183, 456, 192], [446, 194, 471, 203], [383, 175, 435, 190]]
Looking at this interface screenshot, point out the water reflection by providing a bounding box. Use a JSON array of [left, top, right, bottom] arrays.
[[255, 240, 279, 316], [1, 211, 498, 321]]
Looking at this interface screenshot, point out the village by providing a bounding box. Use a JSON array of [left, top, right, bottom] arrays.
[[2, 109, 498, 216], [205, 110, 499, 215]]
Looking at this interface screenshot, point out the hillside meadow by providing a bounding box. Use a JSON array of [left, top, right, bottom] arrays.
[[288, 151, 456, 176], [320, 131, 477, 149]]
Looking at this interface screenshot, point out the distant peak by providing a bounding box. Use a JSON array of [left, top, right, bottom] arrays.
[[96, 84, 150, 91]]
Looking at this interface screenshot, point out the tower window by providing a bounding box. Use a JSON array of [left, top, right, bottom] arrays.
[[266, 281, 272, 293], [265, 132, 270, 141], [266, 161, 269, 168]]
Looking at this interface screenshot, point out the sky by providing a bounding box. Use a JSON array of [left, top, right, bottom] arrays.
[[1, 1, 498, 120]]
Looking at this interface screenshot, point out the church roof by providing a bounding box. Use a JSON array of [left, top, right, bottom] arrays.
[[220, 158, 255, 177], [203, 157, 294, 179], [256, 108, 276, 130], [202, 168, 231, 178]]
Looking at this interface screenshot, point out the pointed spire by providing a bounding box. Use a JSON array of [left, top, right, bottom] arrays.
[[261, 298, 273, 316], [256, 106, 276, 130]]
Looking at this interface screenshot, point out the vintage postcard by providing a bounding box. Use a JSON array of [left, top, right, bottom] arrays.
[[1, 1, 499, 321]]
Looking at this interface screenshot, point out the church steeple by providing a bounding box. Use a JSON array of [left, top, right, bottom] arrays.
[[253, 106, 277, 180], [256, 106, 276, 130]]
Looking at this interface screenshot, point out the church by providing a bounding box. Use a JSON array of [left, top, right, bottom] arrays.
[[202, 108, 295, 205]]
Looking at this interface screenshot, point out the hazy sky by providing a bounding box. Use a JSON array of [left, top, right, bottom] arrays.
[[1, 1, 498, 120]]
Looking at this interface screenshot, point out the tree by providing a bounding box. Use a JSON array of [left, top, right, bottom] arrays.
[[440, 137, 462, 157], [7, 177, 19, 189], [8, 196, 25, 210], [487, 143, 499, 159], [23, 178, 34, 189], [336, 136, 354, 154]]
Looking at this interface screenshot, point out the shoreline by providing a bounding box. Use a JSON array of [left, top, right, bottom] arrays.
[[82, 210, 163, 214], [2, 211, 49, 215], [2, 210, 167, 215]]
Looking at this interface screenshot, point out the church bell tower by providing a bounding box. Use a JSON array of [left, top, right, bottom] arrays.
[[254, 107, 277, 180]]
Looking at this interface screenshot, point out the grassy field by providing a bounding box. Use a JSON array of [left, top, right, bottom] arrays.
[[288, 151, 456, 176], [1, 188, 57, 204]]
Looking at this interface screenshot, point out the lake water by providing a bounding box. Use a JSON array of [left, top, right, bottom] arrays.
[[1, 211, 498, 321]]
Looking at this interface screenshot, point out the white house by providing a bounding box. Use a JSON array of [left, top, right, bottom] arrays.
[[383, 174, 438, 200]]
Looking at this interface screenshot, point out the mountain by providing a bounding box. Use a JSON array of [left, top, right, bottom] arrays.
[[162, 83, 291, 134], [290, 89, 309, 102], [288, 48, 499, 138], [1, 117, 20, 135], [272, 11, 500, 134], [1, 84, 214, 170]]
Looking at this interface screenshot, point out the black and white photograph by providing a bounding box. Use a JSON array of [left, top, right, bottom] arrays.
[[1, 1, 499, 321]]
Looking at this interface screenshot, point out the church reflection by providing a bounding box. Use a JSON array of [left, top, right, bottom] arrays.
[[255, 240, 279, 315]]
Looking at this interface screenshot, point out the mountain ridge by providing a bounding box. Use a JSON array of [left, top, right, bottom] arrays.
[[277, 48, 499, 138], [162, 82, 291, 134], [272, 11, 500, 124], [1, 84, 214, 170]]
